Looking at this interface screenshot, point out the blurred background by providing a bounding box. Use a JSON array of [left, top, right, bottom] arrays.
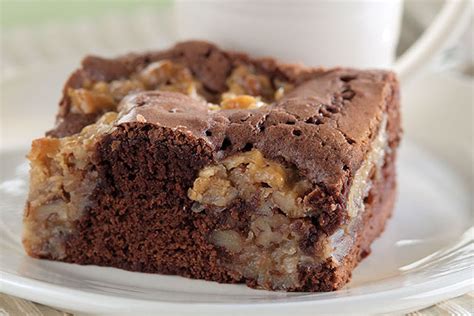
[[0, 0, 472, 180]]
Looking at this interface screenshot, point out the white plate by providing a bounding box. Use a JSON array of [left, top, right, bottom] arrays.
[[0, 11, 472, 314], [1, 142, 472, 315]]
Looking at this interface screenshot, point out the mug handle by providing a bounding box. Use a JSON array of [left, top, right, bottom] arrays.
[[394, 0, 472, 81]]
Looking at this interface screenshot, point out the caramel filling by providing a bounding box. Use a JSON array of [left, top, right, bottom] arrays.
[[68, 61, 292, 115], [68, 61, 200, 115], [188, 149, 312, 217]]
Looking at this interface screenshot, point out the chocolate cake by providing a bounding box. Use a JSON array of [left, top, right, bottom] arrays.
[[23, 41, 401, 291]]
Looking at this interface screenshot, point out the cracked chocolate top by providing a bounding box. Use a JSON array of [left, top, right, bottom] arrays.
[[49, 40, 399, 200]]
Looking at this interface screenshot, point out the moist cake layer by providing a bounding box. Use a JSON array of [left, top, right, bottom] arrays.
[[23, 41, 401, 291]]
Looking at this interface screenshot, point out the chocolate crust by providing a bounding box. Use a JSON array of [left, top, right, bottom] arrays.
[[51, 41, 321, 136]]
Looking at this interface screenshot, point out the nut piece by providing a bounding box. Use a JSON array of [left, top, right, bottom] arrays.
[[210, 230, 243, 253], [107, 80, 145, 101], [226, 65, 275, 101], [188, 165, 238, 207], [251, 214, 290, 247], [274, 79, 294, 100], [220, 95, 266, 110], [136, 114, 147, 123], [68, 88, 116, 114], [137, 60, 202, 98]]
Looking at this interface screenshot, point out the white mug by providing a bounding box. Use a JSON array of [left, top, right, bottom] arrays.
[[175, 0, 471, 81]]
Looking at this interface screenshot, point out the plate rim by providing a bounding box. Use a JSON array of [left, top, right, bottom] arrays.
[[1, 267, 472, 314]]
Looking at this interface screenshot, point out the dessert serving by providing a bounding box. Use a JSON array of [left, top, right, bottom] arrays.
[[23, 41, 401, 292]]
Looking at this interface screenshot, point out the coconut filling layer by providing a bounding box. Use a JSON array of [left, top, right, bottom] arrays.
[[188, 115, 388, 290], [23, 113, 117, 258]]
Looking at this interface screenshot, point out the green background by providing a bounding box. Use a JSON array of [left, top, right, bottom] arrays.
[[1, 0, 171, 28]]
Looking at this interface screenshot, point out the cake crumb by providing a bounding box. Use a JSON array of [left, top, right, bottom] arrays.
[[136, 114, 147, 123]]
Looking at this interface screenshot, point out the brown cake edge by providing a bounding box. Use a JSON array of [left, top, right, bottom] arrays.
[[296, 153, 397, 291]]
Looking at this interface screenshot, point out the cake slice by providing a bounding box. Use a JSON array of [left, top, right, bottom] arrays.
[[23, 41, 401, 291]]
